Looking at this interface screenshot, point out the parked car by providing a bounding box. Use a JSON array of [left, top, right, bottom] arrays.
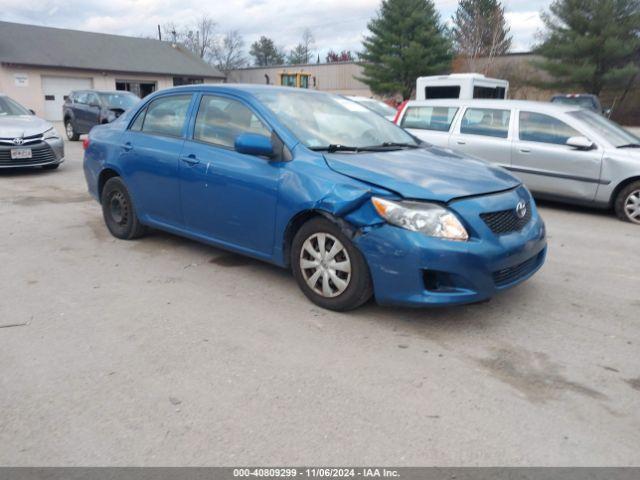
[[63, 90, 140, 141], [395, 99, 640, 224], [550, 93, 608, 115], [0, 94, 64, 170], [346, 96, 397, 121], [84, 85, 546, 311]]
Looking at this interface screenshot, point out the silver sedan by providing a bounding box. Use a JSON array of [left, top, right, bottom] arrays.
[[396, 99, 640, 224], [0, 95, 64, 170]]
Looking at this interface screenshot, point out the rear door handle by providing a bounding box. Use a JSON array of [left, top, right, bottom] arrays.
[[519, 148, 531, 154], [456, 140, 466, 145], [122, 142, 133, 152], [181, 154, 200, 166]]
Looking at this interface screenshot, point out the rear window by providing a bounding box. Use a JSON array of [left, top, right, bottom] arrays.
[[473, 86, 506, 99], [425, 86, 461, 99], [401, 106, 458, 132], [460, 108, 511, 138]]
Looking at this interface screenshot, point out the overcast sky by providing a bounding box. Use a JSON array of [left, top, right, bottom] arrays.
[[1, 0, 551, 61]]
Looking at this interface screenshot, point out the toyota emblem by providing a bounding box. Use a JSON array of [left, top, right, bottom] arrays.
[[516, 201, 527, 219], [12, 137, 24, 146]]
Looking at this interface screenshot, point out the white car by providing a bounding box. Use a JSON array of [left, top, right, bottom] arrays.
[[395, 99, 640, 223]]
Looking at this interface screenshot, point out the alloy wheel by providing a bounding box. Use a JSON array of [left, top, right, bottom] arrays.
[[624, 189, 640, 224], [299, 232, 352, 298]]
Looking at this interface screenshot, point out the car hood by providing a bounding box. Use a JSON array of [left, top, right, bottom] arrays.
[[324, 146, 521, 202], [0, 115, 52, 138]]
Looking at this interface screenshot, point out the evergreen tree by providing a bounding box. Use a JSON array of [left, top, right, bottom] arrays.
[[535, 0, 640, 95], [249, 36, 285, 66], [452, 0, 512, 59], [360, 0, 453, 99]]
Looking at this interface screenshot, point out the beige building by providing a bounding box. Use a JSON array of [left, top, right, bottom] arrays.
[[0, 21, 225, 121], [228, 61, 373, 97]]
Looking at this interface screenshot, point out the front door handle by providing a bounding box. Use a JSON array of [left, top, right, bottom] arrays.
[[122, 142, 133, 152], [181, 154, 200, 166], [456, 140, 466, 145], [519, 148, 531, 154]]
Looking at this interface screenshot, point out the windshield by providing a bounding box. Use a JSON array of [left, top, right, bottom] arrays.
[[552, 96, 597, 110], [98, 92, 140, 110], [568, 109, 639, 147], [0, 96, 31, 116], [254, 90, 417, 150], [351, 98, 397, 117]]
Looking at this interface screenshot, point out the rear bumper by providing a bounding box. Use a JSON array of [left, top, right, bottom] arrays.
[[355, 186, 547, 307]]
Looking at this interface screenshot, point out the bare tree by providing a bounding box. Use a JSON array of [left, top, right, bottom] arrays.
[[162, 15, 217, 60], [212, 30, 247, 74], [301, 28, 315, 64], [452, 0, 512, 73]]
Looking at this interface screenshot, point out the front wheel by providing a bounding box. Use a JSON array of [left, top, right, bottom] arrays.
[[291, 217, 373, 311], [614, 181, 640, 224], [101, 177, 146, 239]]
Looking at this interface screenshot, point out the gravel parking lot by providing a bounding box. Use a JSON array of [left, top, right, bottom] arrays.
[[1, 131, 639, 466]]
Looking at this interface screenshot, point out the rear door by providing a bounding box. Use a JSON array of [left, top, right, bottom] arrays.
[[399, 105, 459, 147], [449, 106, 513, 168], [119, 93, 194, 227], [511, 111, 603, 200]]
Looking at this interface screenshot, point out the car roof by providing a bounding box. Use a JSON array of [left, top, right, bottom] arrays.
[[73, 89, 136, 94], [403, 98, 582, 114]]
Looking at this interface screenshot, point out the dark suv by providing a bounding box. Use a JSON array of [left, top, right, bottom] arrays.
[[63, 90, 140, 141]]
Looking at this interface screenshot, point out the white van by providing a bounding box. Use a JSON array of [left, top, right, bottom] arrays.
[[416, 74, 509, 101]]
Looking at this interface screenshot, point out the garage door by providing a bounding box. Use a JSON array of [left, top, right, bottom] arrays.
[[41, 76, 93, 121]]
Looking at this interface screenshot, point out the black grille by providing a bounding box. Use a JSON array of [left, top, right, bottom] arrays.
[[492, 253, 541, 287], [480, 202, 532, 234], [0, 141, 57, 166]]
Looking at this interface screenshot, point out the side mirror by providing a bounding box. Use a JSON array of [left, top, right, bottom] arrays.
[[566, 136, 594, 150], [29, 109, 36, 115], [235, 133, 274, 158], [604, 108, 612, 118]]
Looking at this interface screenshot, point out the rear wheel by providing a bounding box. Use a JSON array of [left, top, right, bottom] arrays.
[[291, 217, 372, 311], [101, 177, 146, 239], [65, 120, 79, 141], [614, 181, 640, 224]]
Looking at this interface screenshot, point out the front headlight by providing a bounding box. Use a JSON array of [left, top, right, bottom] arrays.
[[371, 196, 469, 241], [42, 127, 59, 140]]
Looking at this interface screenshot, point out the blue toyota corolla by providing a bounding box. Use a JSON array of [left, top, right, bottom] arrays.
[[83, 85, 546, 311]]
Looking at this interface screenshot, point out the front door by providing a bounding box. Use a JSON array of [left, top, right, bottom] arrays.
[[449, 106, 513, 168], [179, 94, 281, 257], [120, 93, 194, 227], [511, 111, 603, 201]]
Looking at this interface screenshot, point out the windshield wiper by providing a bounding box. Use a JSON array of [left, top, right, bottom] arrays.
[[309, 144, 362, 153], [310, 142, 420, 153], [375, 142, 420, 149], [617, 143, 640, 148]]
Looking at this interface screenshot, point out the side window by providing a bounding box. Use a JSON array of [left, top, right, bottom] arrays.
[[460, 108, 511, 138], [519, 111, 581, 145], [87, 93, 100, 106], [129, 108, 146, 131], [75, 92, 88, 104], [141, 95, 192, 138], [401, 106, 458, 132], [425, 86, 461, 99], [194, 95, 271, 149]]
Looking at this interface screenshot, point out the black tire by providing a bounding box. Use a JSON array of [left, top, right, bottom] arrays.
[[291, 217, 373, 311], [101, 177, 146, 240], [42, 163, 60, 170], [65, 120, 79, 141], [614, 180, 640, 224]]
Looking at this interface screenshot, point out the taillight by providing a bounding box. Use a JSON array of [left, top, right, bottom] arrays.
[[393, 100, 408, 124], [82, 137, 90, 150]]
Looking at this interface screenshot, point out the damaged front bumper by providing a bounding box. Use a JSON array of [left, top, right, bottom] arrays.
[[353, 187, 547, 307]]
